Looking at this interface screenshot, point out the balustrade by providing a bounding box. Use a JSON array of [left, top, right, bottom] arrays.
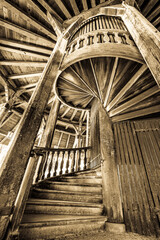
[[32, 146, 91, 182]]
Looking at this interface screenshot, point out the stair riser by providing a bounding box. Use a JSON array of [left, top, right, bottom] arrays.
[[25, 205, 103, 216], [31, 191, 102, 203], [20, 221, 105, 240], [41, 183, 102, 193], [58, 178, 102, 184]]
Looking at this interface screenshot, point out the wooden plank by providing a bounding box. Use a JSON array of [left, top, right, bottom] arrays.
[[69, 0, 80, 15], [109, 85, 160, 117], [82, 0, 88, 11], [104, 57, 118, 107], [122, 4, 160, 87], [0, 18, 54, 47], [2, 0, 57, 41], [112, 105, 160, 122], [61, 107, 71, 118], [147, 5, 160, 22], [0, 45, 49, 60], [37, 0, 63, 23], [142, 0, 159, 16], [8, 72, 42, 80], [53, 0, 72, 19], [0, 39, 53, 54], [0, 61, 47, 67], [107, 64, 147, 111]]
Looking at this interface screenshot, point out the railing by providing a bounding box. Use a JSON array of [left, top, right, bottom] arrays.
[[66, 15, 135, 57], [32, 146, 91, 182]]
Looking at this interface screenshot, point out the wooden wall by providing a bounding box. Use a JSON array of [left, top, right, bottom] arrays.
[[113, 119, 160, 236]]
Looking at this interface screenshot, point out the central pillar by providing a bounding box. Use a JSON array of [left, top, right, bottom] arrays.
[[91, 99, 123, 223]]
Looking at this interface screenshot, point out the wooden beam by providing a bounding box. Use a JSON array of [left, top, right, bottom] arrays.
[[0, 39, 53, 54], [0, 61, 47, 67], [53, 0, 72, 19], [82, 0, 88, 11], [36, 0, 63, 23], [147, 5, 160, 22], [61, 107, 71, 118], [2, 0, 57, 41], [109, 85, 160, 117], [8, 72, 42, 80], [69, 0, 80, 15], [112, 105, 160, 122], [70, 109, 77, 121], [122, 4, 160, 87], [89, 59, 103, 102], [47, 12, 63, 37], [0, 18, 54, 47], [104, 57, 118, 107], [107, 64, 147, 111], [0, 45, 49, 60]]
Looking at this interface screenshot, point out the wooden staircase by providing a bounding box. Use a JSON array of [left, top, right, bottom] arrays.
[[19, 168, 107, 240]]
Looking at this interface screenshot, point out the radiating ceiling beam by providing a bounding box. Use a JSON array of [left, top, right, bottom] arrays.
[[142, 0, 159, 16], [8, 72, 42, 80], [0, 45, 49, 60], [107, 64, 148, 111], [0, 61, 47, 67], [69, 0, 80, 15], [53, 0, 72, 19], [47, 12, 63, 37], [112, 105, 160, 122], [0, 18, 54, 47], [109, 85, 160, 117], [36, 0, 63, 23], [91, 0, 96, 8], [2, 0, 57, 41], [82, 0, 88, 11], [0, 39, 53, 54]]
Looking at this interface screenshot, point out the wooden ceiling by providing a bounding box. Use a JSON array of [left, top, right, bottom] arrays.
[[0, 0, 159, 146]]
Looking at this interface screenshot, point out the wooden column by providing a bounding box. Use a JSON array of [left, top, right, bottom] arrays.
[[122, 3, 160, 87], [0, 17, 82, 239], [98, 100, 123, 223]]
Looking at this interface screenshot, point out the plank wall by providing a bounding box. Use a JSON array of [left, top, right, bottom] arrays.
[[113, 119, 160, 236]]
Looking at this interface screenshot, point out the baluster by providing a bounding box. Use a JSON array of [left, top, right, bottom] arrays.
[[57, 151, 63, 175], [103, 32, 110, 43], [107, 32, 115, 43], [71, 150, 76, 173], [68, 43, 74, 54], [66, 150, 70, 173], [87, 35, 94, 45], [78, 149, 81, 171], [96, 33, 104, 43], [114, 32, 122, 44], [45, 151, 53, 178], [48, 151, 54, 178], [81, 150, 85, 170], [38, 152, 48, 180], [59, 151, 65, 175], [50, 151, 56, 177], [84, 149, 87, 170], [125, 34, 135, 46], [54, 151, 59, 176], [63, 151, 68, 174]]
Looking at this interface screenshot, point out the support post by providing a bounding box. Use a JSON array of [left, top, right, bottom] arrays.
[[121, 3, 160, 87], [98, 100, 123, 223], [0, 17, 83, 239]]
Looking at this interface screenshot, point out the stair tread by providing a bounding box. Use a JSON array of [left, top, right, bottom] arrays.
[[33, 187, 102, 197], [27, 198, 103, 208], [43, 181, 102, 187], [21, 214, 106, 225]]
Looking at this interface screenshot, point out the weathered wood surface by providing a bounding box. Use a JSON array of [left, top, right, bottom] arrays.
[[114, 119, 160, 236], [122, 4, 160, 87], [98, 100, 123, 223]]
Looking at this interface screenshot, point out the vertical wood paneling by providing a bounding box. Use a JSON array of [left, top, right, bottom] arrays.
[[114, 119, 160, 236]]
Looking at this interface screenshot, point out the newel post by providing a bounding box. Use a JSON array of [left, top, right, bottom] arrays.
[[0, 17, 83, 239], [121, 2, 160, 87], [98, 100, 123, 223]]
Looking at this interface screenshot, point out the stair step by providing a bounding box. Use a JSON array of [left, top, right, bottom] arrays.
[[40, 181, 101, 187], [25, 199, 103, 215], [57, 176, 102, 184], [20, 216, 106, 240], [31, 188, 102, 203], [40, 181, 102, 193]]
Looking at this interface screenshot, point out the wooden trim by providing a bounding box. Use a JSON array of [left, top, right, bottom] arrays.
[[53, 0, 72, 19], [8, 72, 42, 80], [0, 61, 47, 67], [107, 64, 147, 111]]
